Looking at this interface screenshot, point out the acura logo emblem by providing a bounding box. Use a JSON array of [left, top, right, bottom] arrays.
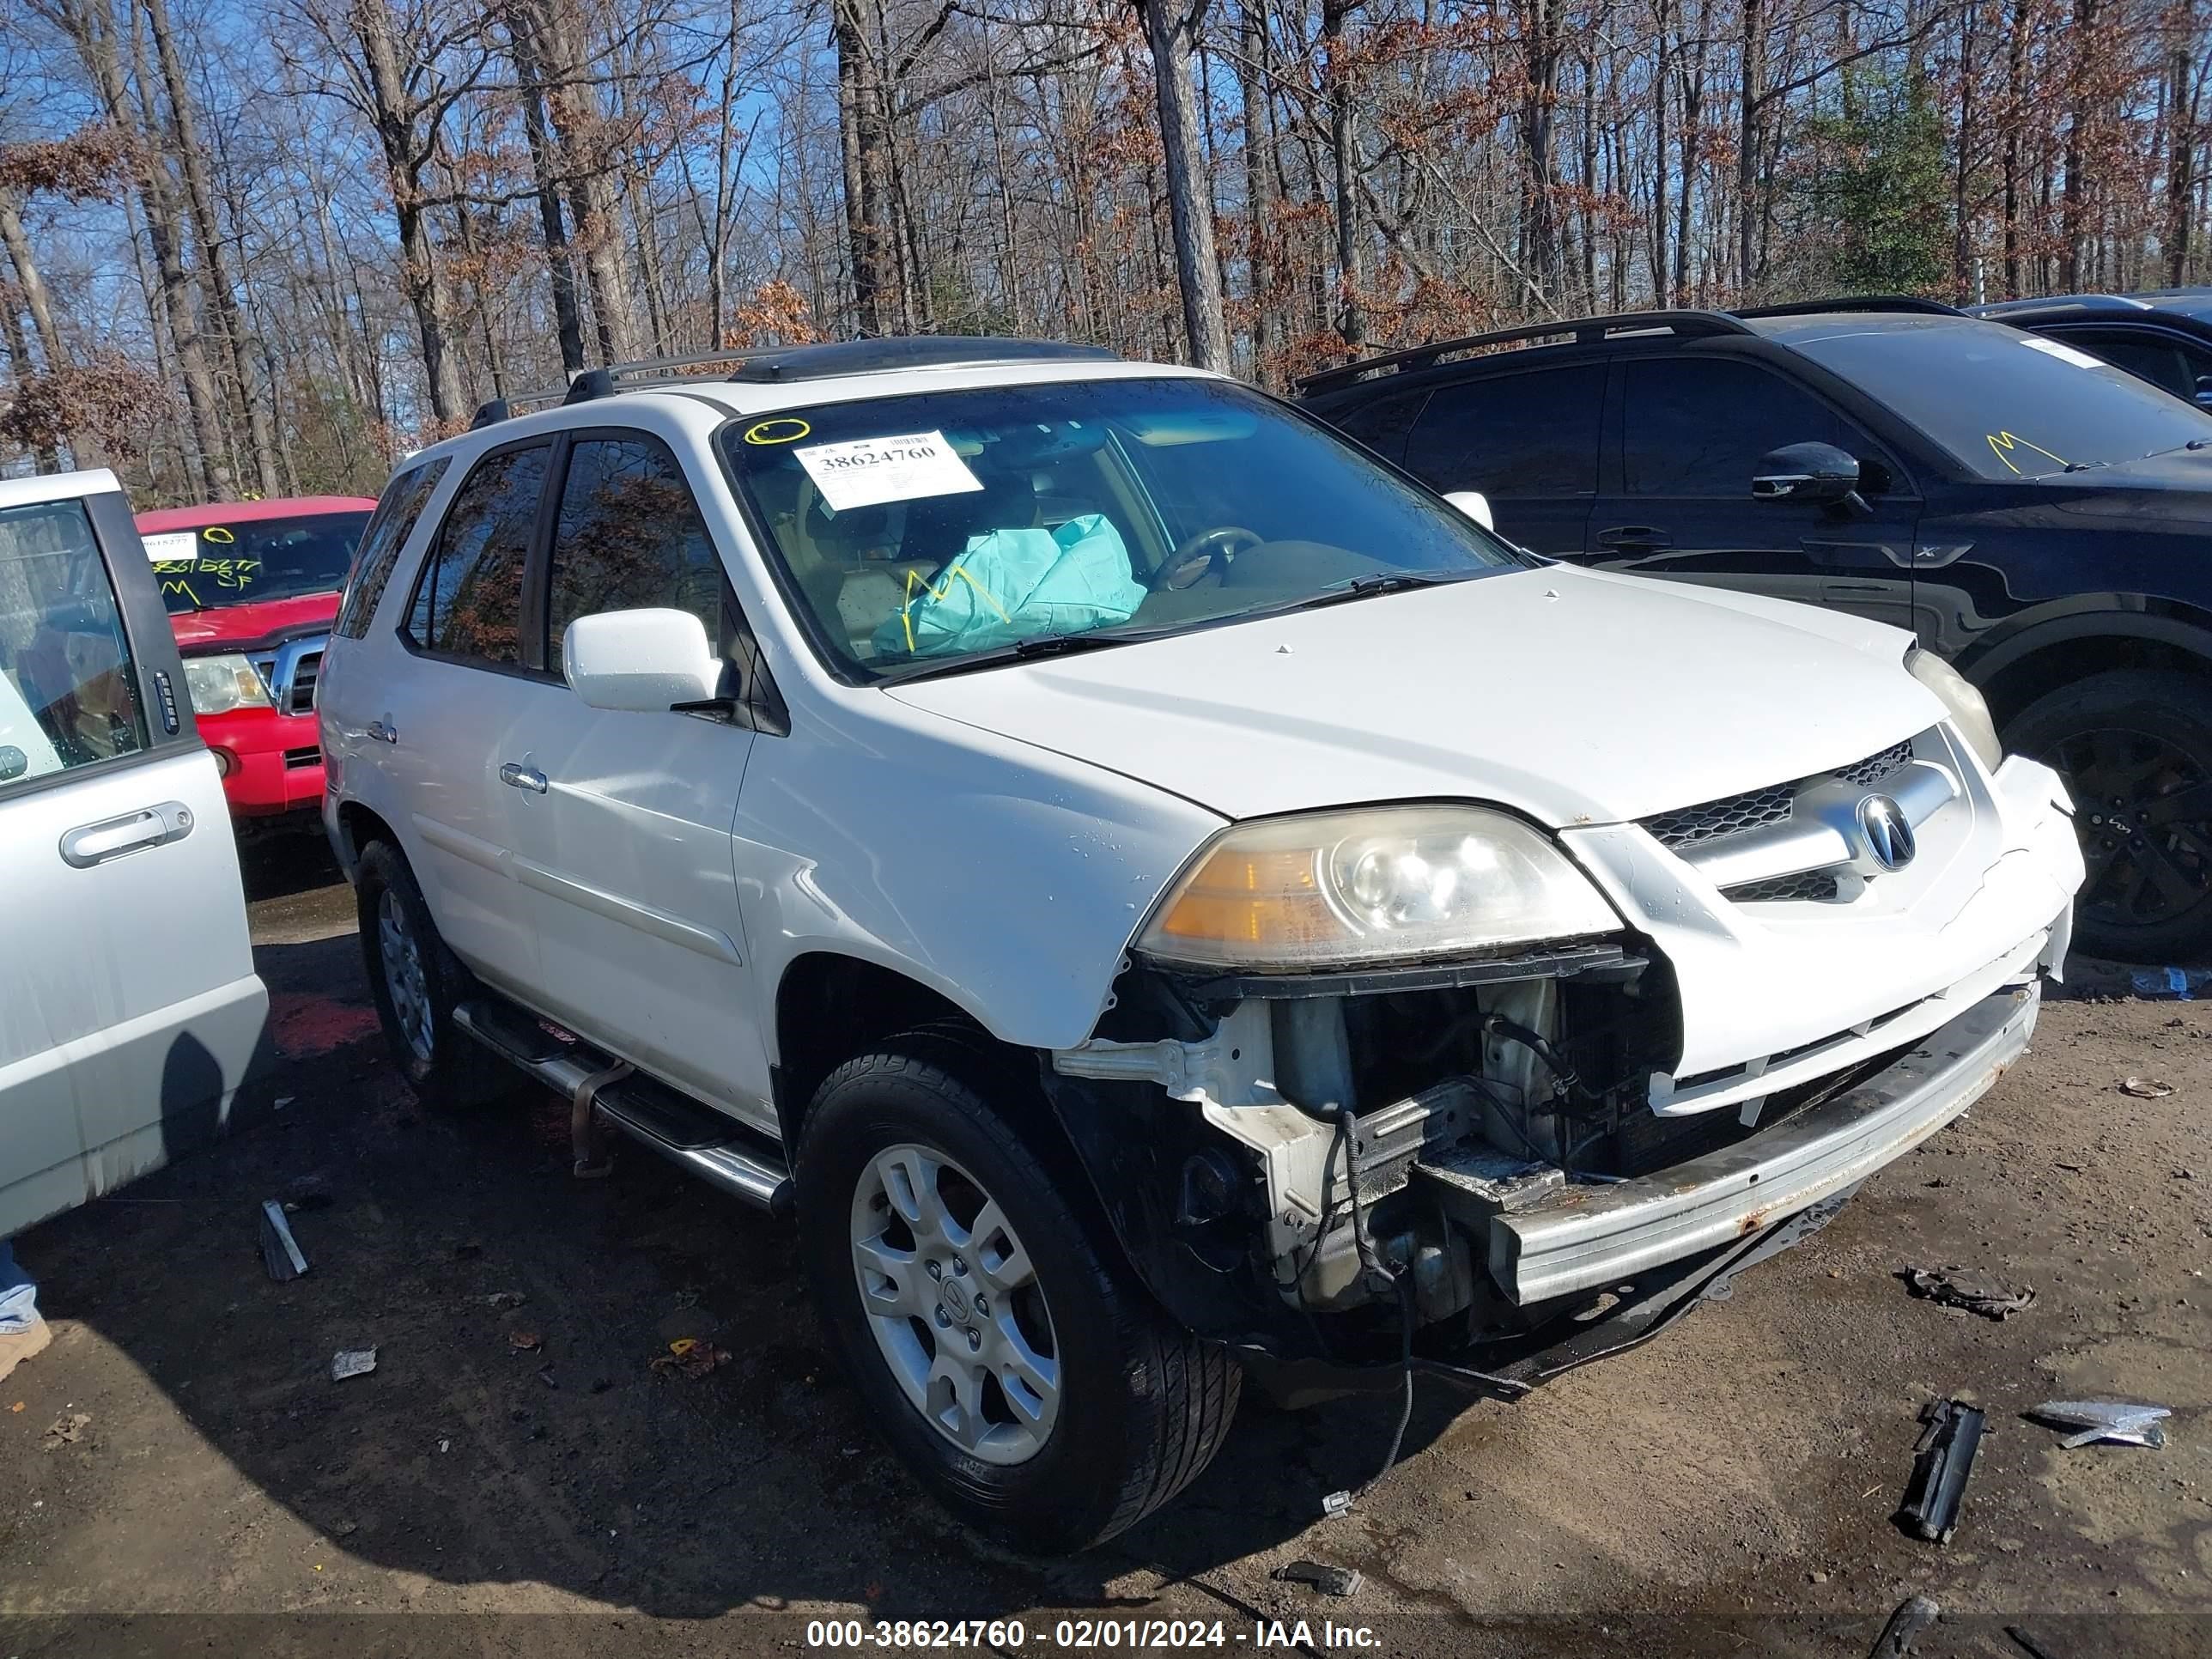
[[1859, 793, 1916, 871]]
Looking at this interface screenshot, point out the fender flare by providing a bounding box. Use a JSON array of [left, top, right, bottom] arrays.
[[1956, 595, 2212, 686]]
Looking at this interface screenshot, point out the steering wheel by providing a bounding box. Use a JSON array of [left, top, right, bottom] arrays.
[[1152, 525, 1262, 591]]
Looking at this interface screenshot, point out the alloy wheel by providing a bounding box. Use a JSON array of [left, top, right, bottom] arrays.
[[2057, 724, 2212, 933], [848, 1142, 1060, 1466], [377, 888, 434, 1063]]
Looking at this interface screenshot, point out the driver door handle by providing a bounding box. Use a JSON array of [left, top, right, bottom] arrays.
[[1595, 526, 1672, 550], [499, 762, 548, 794], [60, 801, 195, 868]]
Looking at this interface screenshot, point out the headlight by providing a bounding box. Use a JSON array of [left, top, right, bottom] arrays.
[[1136, 805, 1621, 971], [181, 653, 272, 715], [1905, 647, 2002, 772]]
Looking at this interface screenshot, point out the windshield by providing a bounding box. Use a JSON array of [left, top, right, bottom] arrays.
[[720, 377, 1520, 679], [1787, 320, 2212, 480], [144, 511, 372, 614]]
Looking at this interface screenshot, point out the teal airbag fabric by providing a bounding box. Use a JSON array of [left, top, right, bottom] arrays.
[[876, 514, 1143, 658]]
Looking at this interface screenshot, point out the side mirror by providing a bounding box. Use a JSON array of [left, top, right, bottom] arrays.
[[1443, 489, 1495, 531], [1753, 441, 1863, 506], [2194, 374, 2212, 410], [562, 608, 726, 714]]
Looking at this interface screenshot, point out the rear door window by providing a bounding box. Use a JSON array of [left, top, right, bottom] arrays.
[[337, 459, 450, 639], [404, 444, 549, 665], [0, 498, 149, 788], [1322, 388, 1429, 466], [1403, 366, 1606, 495], [2052, 327, 2211, 402], [545, 435, 726, 675]]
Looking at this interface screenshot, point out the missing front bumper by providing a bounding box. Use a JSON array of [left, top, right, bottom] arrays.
[[1486, 981, 2039, 1304]]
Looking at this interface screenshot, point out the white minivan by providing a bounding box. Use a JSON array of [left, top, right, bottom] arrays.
[[319, 340, 2082, 1551], [0, 470, 265, 1236]]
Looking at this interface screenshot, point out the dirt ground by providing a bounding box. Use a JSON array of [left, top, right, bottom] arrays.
[[3, 837, 2209, 1658]]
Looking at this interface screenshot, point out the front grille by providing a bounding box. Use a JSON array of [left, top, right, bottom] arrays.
[[1642, 735, 1919, 851], [1721, 871, 1840, 903], [1832, 738, 1912, 787], [288, 651, 321, 714], [1644, 782, 1795, 848]]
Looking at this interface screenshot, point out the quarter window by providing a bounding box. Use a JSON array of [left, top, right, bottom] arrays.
[[1403, 366, 1606, 495], [404, 444, 548, 665], [0, 499, 148, 788], [337, 458, 450, 639], [545, 436, 726, 674]]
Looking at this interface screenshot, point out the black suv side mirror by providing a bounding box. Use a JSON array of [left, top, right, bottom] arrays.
[[1753, 441, 1863, 507]]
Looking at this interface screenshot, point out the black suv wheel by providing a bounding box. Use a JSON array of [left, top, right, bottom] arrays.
[[2010, 669, 2212, 962]]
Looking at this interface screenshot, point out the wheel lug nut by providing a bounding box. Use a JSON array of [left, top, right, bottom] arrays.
[[966, 1328, 981, 1352], [935, 1306, 951, 1327], [973, 1295, 988, 1316], [927, 1260, 942, 1279], [952, 1258, 968, 1276]]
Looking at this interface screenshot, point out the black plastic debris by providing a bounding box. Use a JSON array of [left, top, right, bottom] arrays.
[[1900, 1398, 1984, 1543], [2026, 1399, 2171, 1449], [258, 1200, 308, 1281], [1869, 1594, 1941, 1658], [1904, 1265, 2035, 1321], [2006, 1626, 2060, 1659], [1272, 1559, 1362, 1597]]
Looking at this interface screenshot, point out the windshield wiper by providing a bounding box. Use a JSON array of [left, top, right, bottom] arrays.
[[887, 627, 1162, 684], [1279, 569, 1478, 613]]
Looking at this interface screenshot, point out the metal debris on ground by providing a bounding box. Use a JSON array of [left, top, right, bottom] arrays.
[[1868, 1595, 1941, 1658], [258, 1199, 309, 1281], [1319, 1489, 1353, 1518], [2026, 1399, 2171, 1449], [1900, 1397, 1984, 1544], [2120, 1076, 2175, 1097], [330, 1348, 378, 1382], [1272, 1559, 1362, 1597], [39, 1412, 90, 1450], [649, 1337, 730, 1378], [1903, 1265, 2036, 1320]]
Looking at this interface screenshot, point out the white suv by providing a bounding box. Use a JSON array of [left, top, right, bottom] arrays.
[[320, 339, 2081, 1551]]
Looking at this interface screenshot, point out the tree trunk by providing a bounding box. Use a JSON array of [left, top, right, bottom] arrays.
[[2006, 0, 2026, 294], [833, 0, 901, 335], [509, 8, 587, 375], [1321, 0, 1364, 346], [534, 0, 643, 364], [2063, 0, 2099, 288], [2167, 15, 2200, 286], [145, 0, 278, 495], [351, 0, 466, 425], [1237, 0, 1284, 383], [1142, 0, 1231, 369]]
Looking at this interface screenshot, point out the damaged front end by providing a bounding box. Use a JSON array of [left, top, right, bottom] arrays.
[[1042, 763, 2069, 1402]]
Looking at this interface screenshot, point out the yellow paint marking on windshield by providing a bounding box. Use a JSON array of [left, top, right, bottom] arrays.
[[1985, 431, 2070, 475], [898, 562, 1012, 654], [744, 417, 811, 445], [202, 525, 236, 544], [155, 556, 260, 604]]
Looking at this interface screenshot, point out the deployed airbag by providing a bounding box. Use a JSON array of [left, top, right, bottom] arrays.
[[875, 514, 1143, 658]]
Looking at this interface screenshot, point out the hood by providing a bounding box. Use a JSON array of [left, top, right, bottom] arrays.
[[2037, 448, 2212, 520], [885, 565, 1946, 827], [167, 591, 340, 653]]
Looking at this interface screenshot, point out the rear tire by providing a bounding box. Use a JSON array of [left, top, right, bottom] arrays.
[[2008, 668, 2212, 963], [795, 1031, 1239, 1552], [354, 840, 515, 1109]]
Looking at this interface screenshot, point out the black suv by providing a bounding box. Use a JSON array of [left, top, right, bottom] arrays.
[[1299, 298, 2212, 963], [1967, 290, 2212, 408]]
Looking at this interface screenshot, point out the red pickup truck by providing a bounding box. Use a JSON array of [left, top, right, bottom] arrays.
[[136, 495, 375, 830]]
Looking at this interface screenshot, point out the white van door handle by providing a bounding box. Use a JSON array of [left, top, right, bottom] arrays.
[[60, 801, 195, 868], [367, 719, 398, 744], [499, 762, 548, 794]]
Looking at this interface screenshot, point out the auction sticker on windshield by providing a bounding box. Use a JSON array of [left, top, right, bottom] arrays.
[[143, 530, 198, 562], [796, 430, 982, 514]]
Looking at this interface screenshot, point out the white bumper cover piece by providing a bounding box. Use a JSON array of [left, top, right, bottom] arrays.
[[1489, 979, 2040, 1305]]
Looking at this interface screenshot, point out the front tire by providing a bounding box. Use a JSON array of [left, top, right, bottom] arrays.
[[796, 1034, 1239, 1552], [354, 840, 514, 1109], [2010, 668, 2212, 963]]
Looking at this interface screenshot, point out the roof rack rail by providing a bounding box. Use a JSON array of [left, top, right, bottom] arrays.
[[1969, 293, 2150, 318], [1294, 309, 1753, 395], [469, 337, 1122, 426], [1733, 295, 1963, 319]]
